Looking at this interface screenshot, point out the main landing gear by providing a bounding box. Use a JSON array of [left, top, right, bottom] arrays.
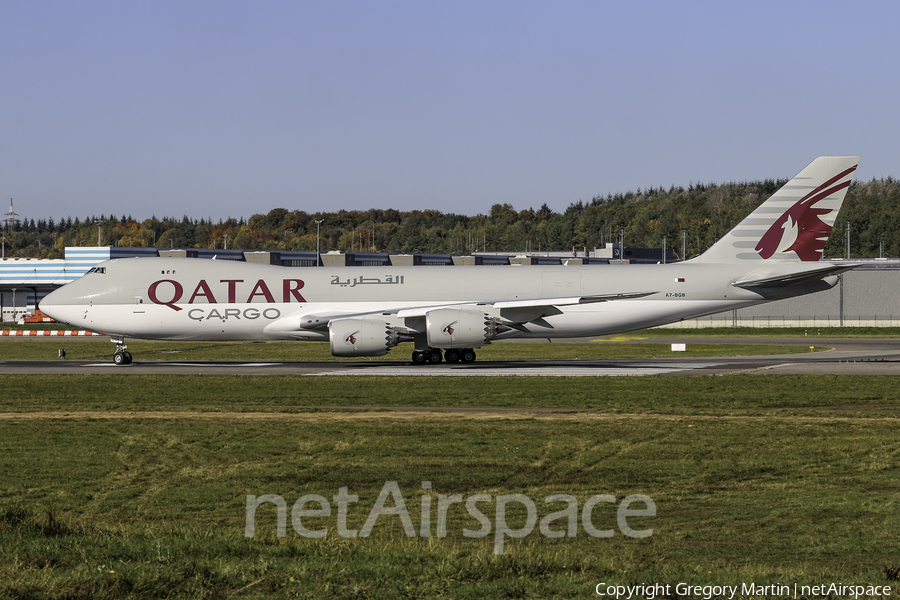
[[411, 348, 476, 365], [111, 336, 133, 366]]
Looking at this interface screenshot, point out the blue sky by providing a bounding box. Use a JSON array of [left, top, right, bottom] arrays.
[[1, 1, 897, 221]]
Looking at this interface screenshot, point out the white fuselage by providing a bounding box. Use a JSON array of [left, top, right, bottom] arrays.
[[40, 256, 837, 343]]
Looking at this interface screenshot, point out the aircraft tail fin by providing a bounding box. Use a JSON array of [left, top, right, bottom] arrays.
[[695, 156, 860, 263]]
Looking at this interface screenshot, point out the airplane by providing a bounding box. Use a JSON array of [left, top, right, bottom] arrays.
[[40, 156, 860, 366]]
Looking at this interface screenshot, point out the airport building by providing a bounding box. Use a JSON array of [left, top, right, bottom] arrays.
[[2, 246, 899, 326], [1, 247, 112, 322]]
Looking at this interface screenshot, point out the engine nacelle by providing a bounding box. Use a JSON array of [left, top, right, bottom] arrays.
[[328, 317, 397, 357], [425, 307, 495, 349]]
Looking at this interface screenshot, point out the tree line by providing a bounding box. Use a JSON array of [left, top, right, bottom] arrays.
[[3, 177, 900, 260]]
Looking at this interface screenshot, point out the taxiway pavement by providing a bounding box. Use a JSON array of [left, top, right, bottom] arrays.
[[1, 337, 898, 376]]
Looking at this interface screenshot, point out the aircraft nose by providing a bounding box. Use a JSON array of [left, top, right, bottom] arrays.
[[39, 285, 82, 325], [39, 286, 62, 313]]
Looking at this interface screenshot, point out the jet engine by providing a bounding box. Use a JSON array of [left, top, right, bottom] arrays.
[[328, 317, 399, 357], [425, 307, 496, 349]]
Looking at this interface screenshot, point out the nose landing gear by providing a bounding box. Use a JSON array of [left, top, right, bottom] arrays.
[[111, 336, 133, 365], [113, 350, 133, 365]]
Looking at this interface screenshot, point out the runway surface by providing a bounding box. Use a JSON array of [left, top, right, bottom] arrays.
[[2, 337, 899, 376]]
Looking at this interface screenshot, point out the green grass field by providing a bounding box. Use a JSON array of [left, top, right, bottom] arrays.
[[1, 336, 899, 598], [3, 408, 898, 599]]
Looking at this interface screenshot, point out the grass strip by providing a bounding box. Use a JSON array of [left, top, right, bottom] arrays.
[[1, 413, 898, 598], [0, 372, 899, 415], [1, 372, 898, 597]]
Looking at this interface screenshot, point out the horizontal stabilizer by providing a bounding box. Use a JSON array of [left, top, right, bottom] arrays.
[[731, 264, 858, 288]]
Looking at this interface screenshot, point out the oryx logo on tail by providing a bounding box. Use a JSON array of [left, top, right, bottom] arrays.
[[755, 165, 857, 261]]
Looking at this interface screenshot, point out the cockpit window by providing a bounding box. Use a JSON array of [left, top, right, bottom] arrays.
[[88, 267, 106, 274]]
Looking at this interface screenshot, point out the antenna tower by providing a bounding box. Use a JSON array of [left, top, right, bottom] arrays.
[[3, 198, 20, 230]]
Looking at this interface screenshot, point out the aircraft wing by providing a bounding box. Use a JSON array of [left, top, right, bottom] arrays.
[[731, 264, 859, 288], [283, 291, 658, 333], [487, 291, 658, 310], [398, 291, 658, 329]]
